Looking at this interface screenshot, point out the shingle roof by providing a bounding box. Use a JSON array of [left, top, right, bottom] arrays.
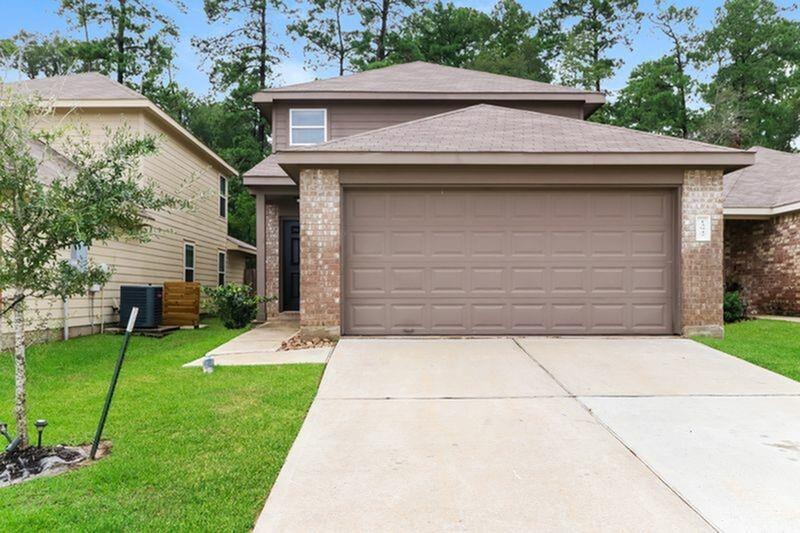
[[724, 147, 800, 209], [243, 154, 289, 178], [5, 72, 146, 101], [288, 104, 744, 154], [261, 61, 601, 97]]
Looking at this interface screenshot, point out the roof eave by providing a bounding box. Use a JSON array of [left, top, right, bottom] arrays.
[[724, 201, 800, 218], [272, 151, 754, 172]]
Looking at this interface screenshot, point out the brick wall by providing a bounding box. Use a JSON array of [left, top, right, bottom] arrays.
[[264, 203, 280, 317], [681, 169, 724, 337], [299, 168, 341, 338], [724, 212, 800, 315]]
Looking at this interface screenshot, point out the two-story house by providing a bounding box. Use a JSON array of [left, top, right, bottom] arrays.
[[244, 61, 753, 339], [3, 73, 255, 345]]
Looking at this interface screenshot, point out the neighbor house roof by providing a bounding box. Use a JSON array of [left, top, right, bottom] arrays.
[[254, 61, 605, 115], [4, 73, 237, 176], [272, 104, 753, 169], [226, 235, 257, 255], [723, 146, 800, 217]]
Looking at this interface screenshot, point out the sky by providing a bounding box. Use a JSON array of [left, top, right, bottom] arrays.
[[1, 0, 798, 99]]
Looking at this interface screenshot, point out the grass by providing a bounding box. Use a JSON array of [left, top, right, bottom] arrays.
[[0, 319, 323, 532], [694, 319, 800, 382]]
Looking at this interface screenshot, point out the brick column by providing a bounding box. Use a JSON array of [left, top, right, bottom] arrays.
[[264, 203, 280, 318], [299, 169, 341, 339], [255, 193, 266, 322], [681, 169, 724, 338]]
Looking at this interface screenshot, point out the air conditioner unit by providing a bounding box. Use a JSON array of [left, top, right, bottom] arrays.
[[119, 285, 163, 329]]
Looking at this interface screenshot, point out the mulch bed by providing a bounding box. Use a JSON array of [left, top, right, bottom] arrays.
[[279, 334, 337, 351], [0, 442, 110, 488]]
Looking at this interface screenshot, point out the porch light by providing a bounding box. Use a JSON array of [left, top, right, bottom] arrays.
[[35, 419, 48, 448]]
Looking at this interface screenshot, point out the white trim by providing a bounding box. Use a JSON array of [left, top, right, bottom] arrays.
[[183, 242, 196, 282], [289, 108, 328, 146], [724, 201, 800, 218]]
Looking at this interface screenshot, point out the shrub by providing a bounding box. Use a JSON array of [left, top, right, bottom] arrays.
[[723, 290, 747, 323], [203, 284, 272, 329]]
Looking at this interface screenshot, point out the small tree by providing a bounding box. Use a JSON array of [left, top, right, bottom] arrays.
[[0, 90, 185, 446]]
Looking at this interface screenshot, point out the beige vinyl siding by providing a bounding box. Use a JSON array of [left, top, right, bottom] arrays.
[[273, 100, 586, 151], [1, 108, 230, 346], [227, 251, 248, 285]]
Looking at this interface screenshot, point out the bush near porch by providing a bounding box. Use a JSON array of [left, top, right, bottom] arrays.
[[695, 319, 800, 382], [0, 320, 323, 531]]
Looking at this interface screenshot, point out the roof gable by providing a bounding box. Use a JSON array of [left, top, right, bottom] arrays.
[[6, 72, 146, 101], [287, 104, 744, 155], [724, 147, 800, 210]]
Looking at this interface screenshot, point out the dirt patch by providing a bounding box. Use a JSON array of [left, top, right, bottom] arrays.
[[279, 334, 337, 351], [0, 441, 110, 488]]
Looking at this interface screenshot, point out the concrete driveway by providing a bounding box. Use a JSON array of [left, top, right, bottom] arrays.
[[254, 337, 800, 532]]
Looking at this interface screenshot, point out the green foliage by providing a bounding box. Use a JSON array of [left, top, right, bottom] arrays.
[[203, 283, 271, 329], [0, 31, 89, 78], [604, 56, 696, 136], [723, 290, 747, 323], [289, 0, 360, 75], [697, 0, 800, 149], [543, 0, 643, 91], [0, 320, 323, 529], [351, 0, 421, 65]]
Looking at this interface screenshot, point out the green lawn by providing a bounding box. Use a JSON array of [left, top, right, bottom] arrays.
[[694, 319, 800, 382], [0, 320, 323, 531]]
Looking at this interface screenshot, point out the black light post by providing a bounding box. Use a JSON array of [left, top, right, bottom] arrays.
[[35, 419, 48, 448], [90, 307, 138, 460]]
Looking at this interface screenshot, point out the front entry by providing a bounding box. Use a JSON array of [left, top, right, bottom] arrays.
[[282, 219, 301, 311]]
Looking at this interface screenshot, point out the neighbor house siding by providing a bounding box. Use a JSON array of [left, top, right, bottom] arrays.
[[273, 101, 585, 151], [724, 212, 800, 315], [0, 108, 230, 347]]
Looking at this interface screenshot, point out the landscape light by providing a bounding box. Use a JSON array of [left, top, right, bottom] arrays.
[[0, 422, 10, 443], [35, 419, 48, 448]]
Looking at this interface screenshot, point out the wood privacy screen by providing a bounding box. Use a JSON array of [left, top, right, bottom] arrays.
[[162, 282, 201, 326]]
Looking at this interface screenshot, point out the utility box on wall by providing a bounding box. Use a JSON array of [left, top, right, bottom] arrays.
[[119, 285, 163, 329]]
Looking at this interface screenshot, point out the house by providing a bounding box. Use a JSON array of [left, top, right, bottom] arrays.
[[723, 147, 800, 315], [1, 73, 254, 345], [243, 61, 754, 339]]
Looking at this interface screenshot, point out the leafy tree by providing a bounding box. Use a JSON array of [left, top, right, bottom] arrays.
[[606, 56, 695, 136], [1, 31, 83, 78], [647, 0, 700, 138], [0, 91, 185, 446], [58, 0, 186, 86], [289, 0, 360, 75], [468, 0, 553, 82], [193, 0, 287, 149], [351, 0, 424, 67], [697, 0, 800, 149], [544, 0, 643, 91]]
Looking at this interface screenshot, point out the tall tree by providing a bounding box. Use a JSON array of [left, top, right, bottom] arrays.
[[605, 56, 695, 137], [468, 0, 554, 82], [58, 0, 186, 86], [544, 0, 643, 91], [193, 0, 287, 149], [289, 0, 359, 76], [697, 0, 800, 149], [0, 90, 185, 446], [352, 0, 423, 67], [1, 31, 83, 78], [648, 0, 700, 139]]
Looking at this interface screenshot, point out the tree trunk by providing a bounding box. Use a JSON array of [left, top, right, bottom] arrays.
[[12, 293, 28, 447], [376, 0, 389, 61], [257, 0, 268, 149], [116, 0, 127, 84]]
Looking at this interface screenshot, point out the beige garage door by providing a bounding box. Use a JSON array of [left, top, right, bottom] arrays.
[[343, 188, 675, 335]]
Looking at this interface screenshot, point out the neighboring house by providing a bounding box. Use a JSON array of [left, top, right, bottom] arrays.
[[244, 61, 754, 338], [1, 73, 253, 345], [723, 147, 800, 315]]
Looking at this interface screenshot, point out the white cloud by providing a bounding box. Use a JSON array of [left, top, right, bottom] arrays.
[[274, 59, 316, 86]]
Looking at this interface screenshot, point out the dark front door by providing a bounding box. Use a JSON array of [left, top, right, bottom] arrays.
[[282, 219, 301, 311]]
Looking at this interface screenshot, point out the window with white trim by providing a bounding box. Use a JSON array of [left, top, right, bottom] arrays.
[[219, 176, 227, 218], [218, 251, 226, 286], [184, 243, 195, 282], [290, 109, 327, 146]]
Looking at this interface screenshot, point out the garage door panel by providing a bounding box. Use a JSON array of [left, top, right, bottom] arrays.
[[344, 189, 675, 335]]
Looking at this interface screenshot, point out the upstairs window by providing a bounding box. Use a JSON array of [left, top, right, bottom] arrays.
[[290, 109, 327, 146], [218, 251, 226, 286], [219, 176, 227, 218], [184, 243, 195, 282]]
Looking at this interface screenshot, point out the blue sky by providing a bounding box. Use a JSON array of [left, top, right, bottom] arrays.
[[1, 0, 798, 99]]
